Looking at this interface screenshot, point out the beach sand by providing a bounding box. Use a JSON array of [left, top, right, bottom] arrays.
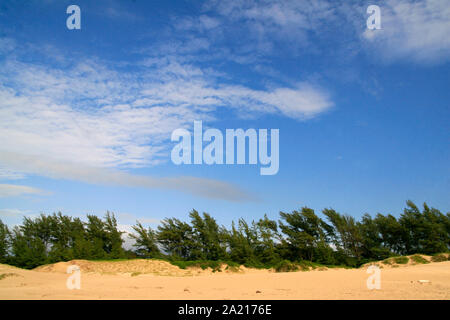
[[0, 258, 449, 300]]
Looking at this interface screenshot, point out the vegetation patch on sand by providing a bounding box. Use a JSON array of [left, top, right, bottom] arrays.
[[362, 254, 448, 269], [34, 259, 190, 276], [410, 254, 430, 264], [431, 253, 449, 263], [33, 259, 264, 276], [274, 260, 303, 272], [0, 273, 19, 280], [393, 256, 409, 264], [169, 260, 240, 272]]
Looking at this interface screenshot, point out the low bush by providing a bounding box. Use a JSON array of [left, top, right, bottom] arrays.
[[410, 255, 429, 264], [274, 260, 300, 272], [393, 256, 409, 264], [169, 260, 239, 272], [431, 254, 447, 262]]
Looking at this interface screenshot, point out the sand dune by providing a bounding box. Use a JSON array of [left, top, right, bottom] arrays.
[[1, 257, 449, 300]]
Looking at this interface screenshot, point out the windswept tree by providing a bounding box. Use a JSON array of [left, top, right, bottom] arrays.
[[85, 214, 109, 259], [10, 225, 48, 269], [8, 214, 57, 268], [157, 218, 194, 259], [1, 201, 448, 269], [322, 208, 364, 263], [0, 219, 10, 264], [253, 215, 281, 264], [83, 212, 125, 259], [373, 213, 404, 255], [189, 210, 227, 261], [279, 207, 333, 262], [103, 211, 125, 259], [129, 222, 160, 258], [399, 201, 449, 254], [226, 219, 259, 265], [358, 213, 391, 260], [47, 213, 88, 262]]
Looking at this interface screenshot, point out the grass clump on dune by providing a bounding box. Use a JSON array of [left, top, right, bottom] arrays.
[[224, 265, 241, 272], [274, 260, 317, 272], [393, 256, 409, 264], [410, 254, 429, 264], [431, 254, 447, 262], [274, 260, 300, 272], [169, 260, 240, 272]]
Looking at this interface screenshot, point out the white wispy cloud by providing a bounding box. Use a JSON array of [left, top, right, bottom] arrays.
[[200, 0, 341, 55], [0, 151, 256, 202], [193, 0, 450, 64], [0, 184, 48, 198], [0, 208, 30, 217], [1, 43, 332, 168], [0, 166, 25, 180], [0, 38, 332, 201], [362, 0, 450, 63]]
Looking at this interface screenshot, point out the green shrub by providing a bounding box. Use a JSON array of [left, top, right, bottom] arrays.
[[431, 254, 447, 262], [225, 265, 240, 272], [169, 260, 237, 272], [410, 255, 429, 264], [393, 256, 409, 264], [274, 260, 300, 272]]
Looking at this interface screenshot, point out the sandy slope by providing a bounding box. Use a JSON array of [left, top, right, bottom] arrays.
[[1, 259, 449, 300]]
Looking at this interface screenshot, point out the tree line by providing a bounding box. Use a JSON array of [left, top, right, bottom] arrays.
[[0, 201, 448, 269]]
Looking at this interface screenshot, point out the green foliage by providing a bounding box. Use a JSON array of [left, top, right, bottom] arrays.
[[129, 222, 161, 258], [399, 202, 449, 255], [157, 218, 195, 259], [0, 220, 10, 264], [431, 254, 447, 262], [274, 260, 300, 272], [322, 209, 364, 261], [6, 211, 125, 269], [359, 214, 397, 260], [410, 254, 429, 264], [225, 219, 259, 265], [85, 214, 121, 260], [279, 207, 332, 262], [169, 260, 239, 272], [10, 225, 48, 269], [1, 200, 449, 270], [103, 212, 126, 259], [189, 210, 227, 260], [273, 260, 315, 272], [393, 256, 409, 264]]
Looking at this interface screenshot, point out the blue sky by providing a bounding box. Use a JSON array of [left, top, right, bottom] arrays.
[[0, 0, 449, 234]]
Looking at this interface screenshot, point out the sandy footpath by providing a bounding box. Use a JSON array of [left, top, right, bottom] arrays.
[[0, 260, 449, 300]]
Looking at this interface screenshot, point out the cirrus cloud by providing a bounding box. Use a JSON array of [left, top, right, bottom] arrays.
[[0, 38, 333, 202], [0, 184, 48, 198]]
